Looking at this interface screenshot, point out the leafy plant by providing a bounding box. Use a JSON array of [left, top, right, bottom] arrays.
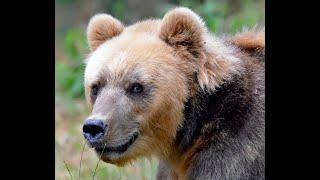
[[56, 28, 87, 99]]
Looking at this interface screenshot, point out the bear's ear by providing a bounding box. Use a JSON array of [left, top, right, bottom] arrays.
[[87, 14, 124, 51], [159, 7, 206, 58]]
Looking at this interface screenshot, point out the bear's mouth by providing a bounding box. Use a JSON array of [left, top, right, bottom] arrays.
[[95, 132, 139, 154]]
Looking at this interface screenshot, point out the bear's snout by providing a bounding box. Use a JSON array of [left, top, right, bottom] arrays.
[[83, 119, 107, 146]]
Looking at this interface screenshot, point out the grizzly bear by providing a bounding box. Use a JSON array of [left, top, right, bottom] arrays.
[[82, 7, 265, 180]]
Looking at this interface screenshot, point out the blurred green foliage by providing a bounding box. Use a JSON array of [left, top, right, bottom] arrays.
[[56, 28, 87, 99]]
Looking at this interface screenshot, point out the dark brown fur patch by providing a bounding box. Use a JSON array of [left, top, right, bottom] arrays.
[[175, 51, 263, 172]]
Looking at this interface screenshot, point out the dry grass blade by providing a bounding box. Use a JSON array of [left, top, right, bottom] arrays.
[[64, 160, 74, 180], [78, 141, 86, 180], [92, 144, 106, 180]]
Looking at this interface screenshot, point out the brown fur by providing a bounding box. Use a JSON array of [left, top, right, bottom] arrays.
[[231, 28, 264, 50], [229, 27, 265, 60]]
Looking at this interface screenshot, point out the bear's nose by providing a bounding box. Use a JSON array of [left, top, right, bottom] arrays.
[[83, 119, 106, 143]]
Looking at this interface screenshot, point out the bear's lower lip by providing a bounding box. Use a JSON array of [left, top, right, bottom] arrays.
[[95, 132, 139, 154]]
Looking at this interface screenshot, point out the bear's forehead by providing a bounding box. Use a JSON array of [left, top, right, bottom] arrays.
[[84, 30, 172, 86]]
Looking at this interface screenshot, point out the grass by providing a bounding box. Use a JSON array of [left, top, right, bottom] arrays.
[[64, 160, 74, 180]]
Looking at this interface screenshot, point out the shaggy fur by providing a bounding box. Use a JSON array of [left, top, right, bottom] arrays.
[[84, 7, 264, 180]]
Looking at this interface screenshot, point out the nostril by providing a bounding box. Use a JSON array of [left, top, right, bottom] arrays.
[[83, 119, 106, 138], [83, 124, 104, 136]]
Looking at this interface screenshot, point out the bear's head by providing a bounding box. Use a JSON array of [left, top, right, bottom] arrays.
[[83, 7, 239, 165]]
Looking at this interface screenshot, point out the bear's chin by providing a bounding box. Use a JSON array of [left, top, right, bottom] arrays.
[[97, 151, 136, 166], [94, 147, 130, 165]]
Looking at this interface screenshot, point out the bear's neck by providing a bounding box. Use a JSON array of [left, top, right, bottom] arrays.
[[163, 58, 257, 177], [176, 70, 254, 151]]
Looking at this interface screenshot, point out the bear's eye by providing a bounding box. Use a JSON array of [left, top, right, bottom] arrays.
[[91, 85, 100, 97], [129, 83, 144, 94]]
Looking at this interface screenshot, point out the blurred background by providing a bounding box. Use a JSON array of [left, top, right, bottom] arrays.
[[55, 0, 264, 179]]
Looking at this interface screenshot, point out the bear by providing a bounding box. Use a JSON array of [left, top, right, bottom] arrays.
[[82, 7, 265, 180]]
